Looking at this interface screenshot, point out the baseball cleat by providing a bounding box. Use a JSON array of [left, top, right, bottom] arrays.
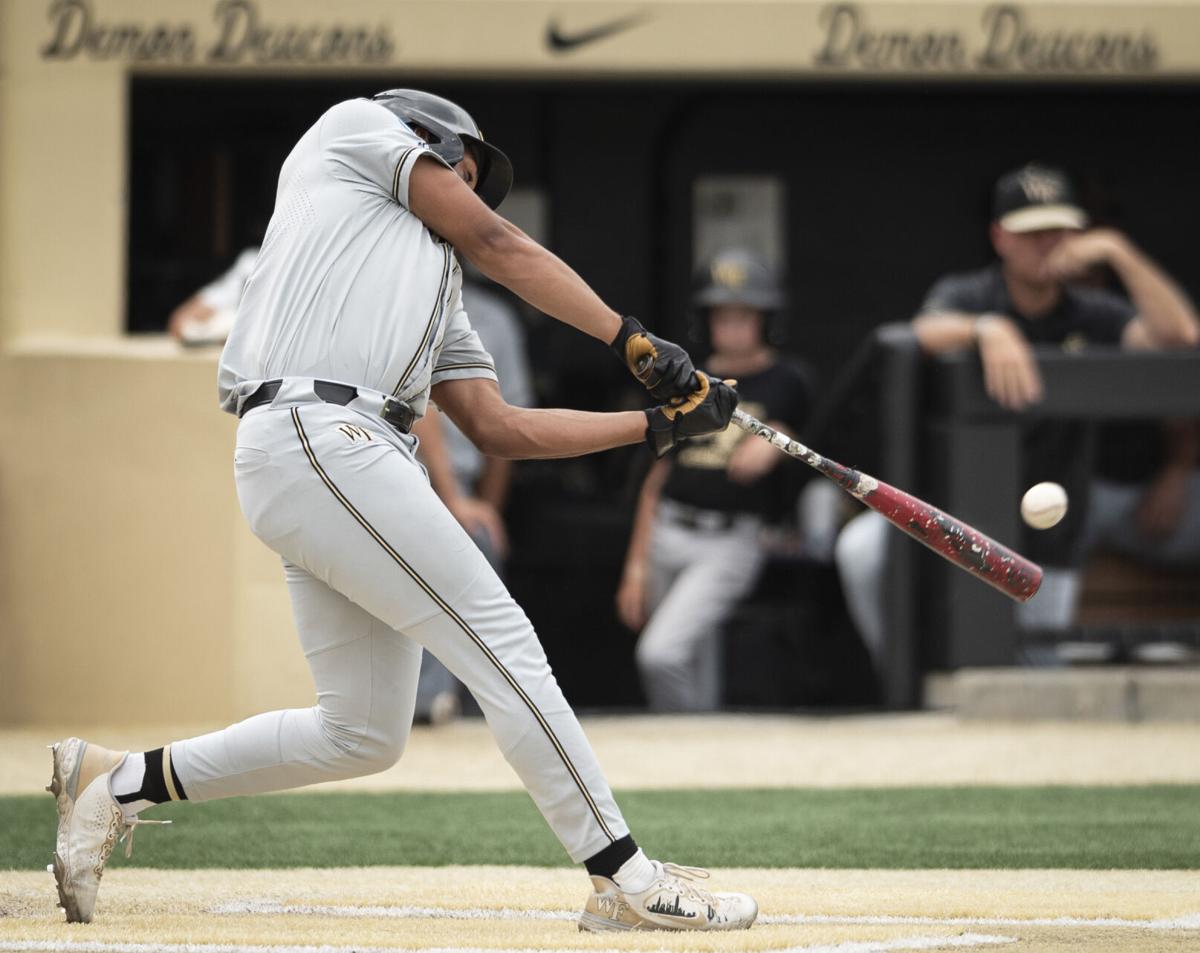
[[47, 737, 166, 923], [578, 860, 757, 932]]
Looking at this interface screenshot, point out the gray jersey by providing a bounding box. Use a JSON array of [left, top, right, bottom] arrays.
[[218, 98, 497, 418]]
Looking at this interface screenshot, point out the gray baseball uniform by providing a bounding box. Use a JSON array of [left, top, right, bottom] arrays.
[[168, 98, 629, 862]]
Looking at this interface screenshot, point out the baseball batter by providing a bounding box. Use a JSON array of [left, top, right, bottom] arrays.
[[46, 90, 754, 933]]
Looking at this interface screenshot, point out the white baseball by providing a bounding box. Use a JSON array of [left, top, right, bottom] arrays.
[[1021, 482, 1068, 529]]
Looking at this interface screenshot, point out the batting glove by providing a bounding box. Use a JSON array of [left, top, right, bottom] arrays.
[[611, 315, 699, 401], [644, 373, 739, 458]]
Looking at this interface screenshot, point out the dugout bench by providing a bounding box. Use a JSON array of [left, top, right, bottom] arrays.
[[878, 337, 1200, 708]]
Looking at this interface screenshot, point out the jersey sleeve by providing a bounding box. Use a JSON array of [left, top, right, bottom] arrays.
[[321, 99, 451, 209], [431, 289, 499, 387], [917, 270, 992, 317]]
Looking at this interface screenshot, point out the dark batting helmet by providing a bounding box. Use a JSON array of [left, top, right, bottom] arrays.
[[371, 89, 513, 210], [690, 248, 787, 345]]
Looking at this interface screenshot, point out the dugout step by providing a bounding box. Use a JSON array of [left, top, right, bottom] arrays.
[[926, 666, 1200, 722]]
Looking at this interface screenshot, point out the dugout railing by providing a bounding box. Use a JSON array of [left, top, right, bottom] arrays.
[[875, 330, 1200, 708]]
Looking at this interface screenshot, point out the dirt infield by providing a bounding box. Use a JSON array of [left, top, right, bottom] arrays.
[[1, 867, 1198, 952], [4, 713, 1200, 795]]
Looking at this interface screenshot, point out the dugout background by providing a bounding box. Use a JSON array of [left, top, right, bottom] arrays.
[[125, 77, 1200, 708], [5, 0, 1200, 726]]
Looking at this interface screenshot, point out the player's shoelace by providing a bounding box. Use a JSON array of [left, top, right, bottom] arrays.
[[655, 862, 717, 904], [114, 817, 171, 859]]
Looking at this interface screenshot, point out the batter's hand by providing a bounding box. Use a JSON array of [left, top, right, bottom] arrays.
[[975, 314, 1043, 411], [644, 373, 738, 457], [611, 315, 699, 401]]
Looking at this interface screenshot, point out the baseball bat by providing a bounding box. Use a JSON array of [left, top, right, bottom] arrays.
[[731, 409, 1043, 602]]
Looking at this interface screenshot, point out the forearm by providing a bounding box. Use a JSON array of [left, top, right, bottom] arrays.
[[482, 406, 647, 460], [911, 311, 993, 353], [1110, 241, 1200, 348], [467, 226, 622, 345], [475, 456, 513, 510]]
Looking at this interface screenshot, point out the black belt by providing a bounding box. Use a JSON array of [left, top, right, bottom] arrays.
[[238, 379, 416, 434], [664, 503, 738, 531]]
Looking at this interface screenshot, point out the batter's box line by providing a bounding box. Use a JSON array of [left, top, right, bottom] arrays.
[[0, 934, 1019, 953], [210, 899, 1200, 931]]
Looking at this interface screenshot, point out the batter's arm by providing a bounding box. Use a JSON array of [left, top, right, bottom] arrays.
[[408, 158, 621, 345], [431, 377, 646, 460]]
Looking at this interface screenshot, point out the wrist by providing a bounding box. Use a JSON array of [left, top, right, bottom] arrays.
[[611, 314, 644, 352], [644, 406, 675, 457], [972, 313, 1006, 346]]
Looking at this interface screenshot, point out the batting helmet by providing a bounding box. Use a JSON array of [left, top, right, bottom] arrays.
[[690, 248, 787, 345], [371, 89, 513, 210]]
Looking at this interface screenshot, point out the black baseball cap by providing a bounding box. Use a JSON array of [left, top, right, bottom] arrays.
[[992, 163, 1088, 233]]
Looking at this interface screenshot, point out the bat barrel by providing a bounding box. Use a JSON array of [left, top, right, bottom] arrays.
[[861, 484, 1043, 603]]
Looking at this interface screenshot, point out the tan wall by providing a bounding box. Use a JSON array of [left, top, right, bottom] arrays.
[[0, 341, 313, 726]]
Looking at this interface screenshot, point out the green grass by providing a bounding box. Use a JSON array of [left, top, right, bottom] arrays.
[[6, 786, 1200, 871]]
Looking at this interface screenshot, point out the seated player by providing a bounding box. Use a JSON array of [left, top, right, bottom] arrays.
[[837, 162, 1198, 665], [616, 249, 812, 711]]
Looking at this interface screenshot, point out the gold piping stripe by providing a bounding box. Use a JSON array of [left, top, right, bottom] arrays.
[[392, 245, 452, 397], [162, 745, 181, 802], [391, 147, 418, 203], [433, 362, 496, 373], [289, 407, 615, 843]]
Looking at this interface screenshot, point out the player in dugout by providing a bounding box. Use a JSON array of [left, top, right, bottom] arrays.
[[617, 250, 813, 711], [836, 162, 1199, 666], [46, 89, 758, 933]]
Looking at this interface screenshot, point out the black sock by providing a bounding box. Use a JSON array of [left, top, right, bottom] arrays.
[[584, 835, 638, 879], [114, 747, 188, 805]]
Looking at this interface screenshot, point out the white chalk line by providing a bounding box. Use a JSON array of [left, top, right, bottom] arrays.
[[0, 936, 1017, 953], [211, 900, 1200, 931]]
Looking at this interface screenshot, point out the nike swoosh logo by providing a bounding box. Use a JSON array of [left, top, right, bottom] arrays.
[[545, 12, 648, 53]]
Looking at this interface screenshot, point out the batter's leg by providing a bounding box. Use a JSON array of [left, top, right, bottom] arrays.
[[168, 562, 422, 800], [258, 405, 629, 862]]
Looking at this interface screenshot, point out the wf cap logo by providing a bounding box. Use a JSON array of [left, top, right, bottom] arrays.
[[711, 259, 748, 290], [1016, 166, 1068, 204]]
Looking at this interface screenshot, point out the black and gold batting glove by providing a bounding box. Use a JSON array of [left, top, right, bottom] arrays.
[[644, 373, 739, 458], [611, 315, 699, 401]]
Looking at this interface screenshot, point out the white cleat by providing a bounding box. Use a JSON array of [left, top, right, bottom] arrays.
[[47, 737, 165, 923], [578, 860, 758, 933]]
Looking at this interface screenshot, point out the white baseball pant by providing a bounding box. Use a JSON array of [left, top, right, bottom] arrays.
[[169, 400, 629, 863], [637, 501, 764, 711]]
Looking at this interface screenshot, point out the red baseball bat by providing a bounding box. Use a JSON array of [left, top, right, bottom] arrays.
[[732, 409, 1042, 602]]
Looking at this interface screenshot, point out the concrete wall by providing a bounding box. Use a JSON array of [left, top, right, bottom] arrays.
[[0, 341, 313, 725]]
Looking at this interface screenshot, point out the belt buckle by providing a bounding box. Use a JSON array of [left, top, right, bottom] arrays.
[[381, 397, 415, 434]]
